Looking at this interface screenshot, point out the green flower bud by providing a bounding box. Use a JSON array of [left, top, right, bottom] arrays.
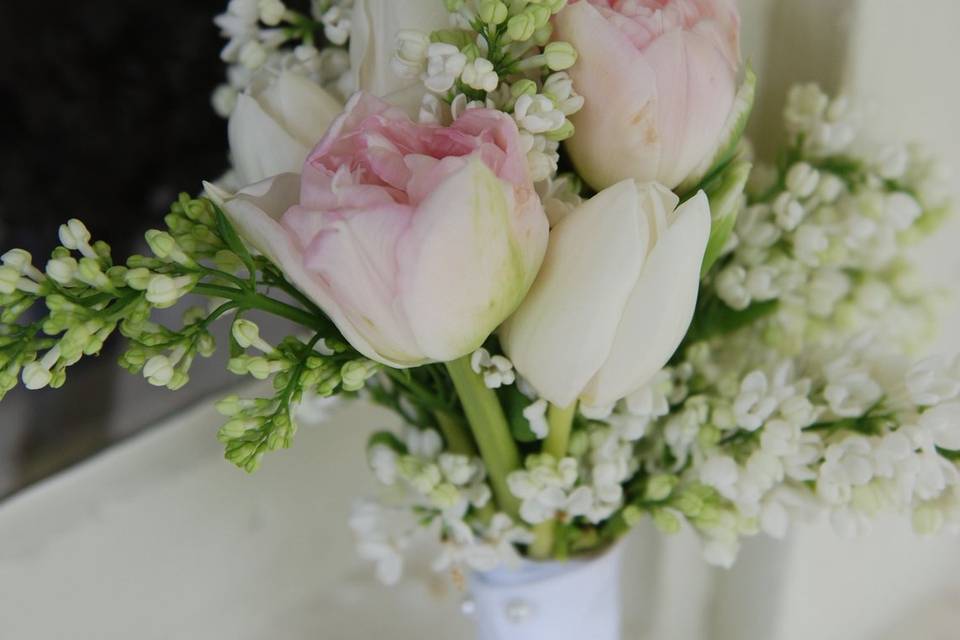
[[430, 483, 461, 509], [507, 13, 536, 41], [145, 229, 196, 267], [622, 505, 644, 527], [462, 42, 482, 62], [652, 508, 681, 534], [341, 359, 379, 392], [544, 41, 577, 70], [218, 417, 259, 441], [544, 119, 575, 141], [533, 23, 553, 46], [167, 371, 189, 391], [527, 3, 551, 28], [196, 334, 216, 358], [77, 258, 115, 292], [478, 0, 508, 24], [672, 492, 704, 518], [232, 319, 262, 349], [644, 474, 678, 502], [511, 79, 538, 98], [124, 267, 152, 291], [246, 357, 274, 380], [0, 266, 20, 295]]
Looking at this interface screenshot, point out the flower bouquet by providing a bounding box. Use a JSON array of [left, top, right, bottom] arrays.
[[2, 0, 958, 638]]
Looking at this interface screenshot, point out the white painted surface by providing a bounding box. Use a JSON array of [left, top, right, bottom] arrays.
[[2, 2, 960, 639]]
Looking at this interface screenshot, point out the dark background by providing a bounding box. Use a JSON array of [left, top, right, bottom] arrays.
[[0, 1, 234, 496]]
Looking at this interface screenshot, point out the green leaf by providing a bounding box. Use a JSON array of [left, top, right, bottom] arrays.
[[213, 204, 256, 276], [501, 384, 540, 443], [701, 160, 752, 277], [685, 295, 778, 344], [367, 431, 407, 454]]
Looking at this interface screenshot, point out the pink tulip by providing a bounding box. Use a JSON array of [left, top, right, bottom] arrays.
[[555, 0, 742, 190], [220, 93, 549, 367]]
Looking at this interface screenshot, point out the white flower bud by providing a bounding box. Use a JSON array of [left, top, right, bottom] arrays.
[[884, 192, 922, 231], [461, 58, 499, 92], [876, 145, 908, 180], [816, 174, 844, 202], [772, 192, 805, 231], [146, 275, 188, 308], [418, 93, 447, 124], [211, 84, 239, 118], [522, 398, 549, 439], [513, 94, 564, 134], [21, 362, 53, 390], [58, 219, 92, 252], [320, 6, 350, 46], [424, 43, 467, 94], [238, 40, 267, 70], [232, 319, 273, 353], [143, 355, 175, 387], [258, 0, 286, 26], [716, 264, 750, 310], [2, 249, 32, 273], [391, 30, 430, 79], [542, 72, 584, 116], [785, 162, 819, 198]]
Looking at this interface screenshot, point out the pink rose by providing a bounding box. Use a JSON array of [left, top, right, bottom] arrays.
[[221, 93, 549, 367], [555, 0, 743, 190]]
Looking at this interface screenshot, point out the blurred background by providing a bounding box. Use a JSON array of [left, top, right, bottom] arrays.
[[1, 1, 960, 639], [0, 0, 235, 496]]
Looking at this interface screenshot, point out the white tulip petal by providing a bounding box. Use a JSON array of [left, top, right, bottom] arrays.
[[582, 191, 711, 406], [349, 0, 450, 118], [228, 72, 341, 184], [501, 180, 650, 407], [229, 94, 310, 184], [256, 73, 343, 147]]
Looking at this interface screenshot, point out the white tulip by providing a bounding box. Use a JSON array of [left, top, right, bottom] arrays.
[[349, 0, 450, 118], [228, 71, 342, 184], [501, 180, 711, 408]]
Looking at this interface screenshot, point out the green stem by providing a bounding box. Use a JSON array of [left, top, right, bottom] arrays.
[[434, 410, 478, 456], [530, 401, 578, 560], [445, 356, 521, 519], [191, 283, 332, 334], [543, 401, 577, 459]]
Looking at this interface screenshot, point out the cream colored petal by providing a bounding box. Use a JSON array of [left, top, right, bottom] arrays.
[[582, 191, 711, 406], [501, 180, 650, 407]]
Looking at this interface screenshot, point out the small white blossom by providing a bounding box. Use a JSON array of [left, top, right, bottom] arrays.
[[541, 72, 584, 116], [257, 0, 286, 26], [522, 399, 549, 439], [907, 356, 960, 406], [470, 348, 515, 389], [461, 58, 499, 92], [392, 29, 430, 79], [424, 43, 467, 93], [884, 192, 922, 231], [785, 162, 820, 199], [513, 94, 565, 134]]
